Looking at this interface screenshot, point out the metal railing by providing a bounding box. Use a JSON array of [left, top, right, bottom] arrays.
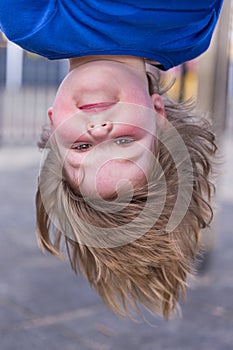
[[0, 35, 67, 146]]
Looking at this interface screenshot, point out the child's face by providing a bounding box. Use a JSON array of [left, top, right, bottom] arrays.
[[48, 59, 165, 199]]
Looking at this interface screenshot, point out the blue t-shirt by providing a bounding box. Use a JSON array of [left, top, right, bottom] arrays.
[[0, 0, 223, 70]]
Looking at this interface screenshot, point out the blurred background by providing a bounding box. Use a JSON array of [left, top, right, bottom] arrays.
[[0, 1, 232, 349]]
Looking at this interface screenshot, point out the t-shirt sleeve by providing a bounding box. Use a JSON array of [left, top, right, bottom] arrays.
[[0, 0, 57, 41]]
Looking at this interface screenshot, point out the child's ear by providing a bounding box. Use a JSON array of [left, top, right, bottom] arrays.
[[47, 107, 54, 127], [151, 94, 166, 118]]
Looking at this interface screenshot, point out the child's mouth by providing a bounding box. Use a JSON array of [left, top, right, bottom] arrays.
[[78, 102, 116, 111]]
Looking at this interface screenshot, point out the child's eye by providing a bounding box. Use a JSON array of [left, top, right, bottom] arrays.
[[73, 143, 92, 152], [114, 138, 134, 146]]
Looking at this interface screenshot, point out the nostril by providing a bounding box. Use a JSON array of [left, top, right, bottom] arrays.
[[101, 121, 113, 130], [87, 121, 112, 133]]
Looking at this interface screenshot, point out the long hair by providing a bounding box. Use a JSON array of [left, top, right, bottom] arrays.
[[36, 69, 216, 319]]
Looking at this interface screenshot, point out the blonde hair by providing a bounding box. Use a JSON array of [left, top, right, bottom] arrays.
[[36, 70, 216, 319]]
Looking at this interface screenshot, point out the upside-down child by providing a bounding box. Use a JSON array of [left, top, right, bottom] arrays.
[[0, 0, 223, 318]]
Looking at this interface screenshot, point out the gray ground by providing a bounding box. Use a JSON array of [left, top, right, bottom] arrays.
[[0, 133, 232, 350]]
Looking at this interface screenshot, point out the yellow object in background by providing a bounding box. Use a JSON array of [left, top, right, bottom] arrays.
[[165, 59, 199, 102]]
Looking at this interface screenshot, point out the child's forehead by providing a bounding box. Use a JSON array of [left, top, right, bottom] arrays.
[[78, 159, 148, 200]]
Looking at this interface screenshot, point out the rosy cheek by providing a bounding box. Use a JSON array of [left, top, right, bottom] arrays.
[[54, 124, 84, 150], [51, 102, 78, 133]]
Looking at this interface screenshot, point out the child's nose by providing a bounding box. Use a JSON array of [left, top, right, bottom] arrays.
[[87, 121, 113, 139]]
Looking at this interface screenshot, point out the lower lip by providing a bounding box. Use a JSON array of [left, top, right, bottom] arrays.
[[79, 102, 116, 110]]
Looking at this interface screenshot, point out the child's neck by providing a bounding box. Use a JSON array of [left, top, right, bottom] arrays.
[[69, 55, 146, 74]]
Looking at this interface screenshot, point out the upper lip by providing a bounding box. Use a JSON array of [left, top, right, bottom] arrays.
[[78, 102, 116, 112]]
